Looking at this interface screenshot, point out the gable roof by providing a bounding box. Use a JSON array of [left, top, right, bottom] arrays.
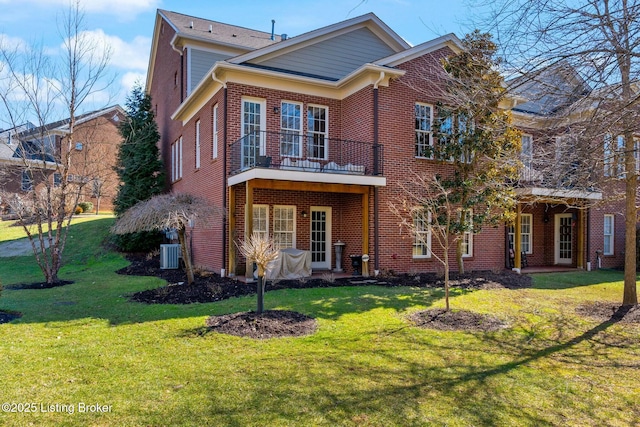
[[228, 13, 409, 66], [507, 62, 592, 116]]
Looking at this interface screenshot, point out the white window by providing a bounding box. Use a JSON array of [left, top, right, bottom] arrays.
[[21, 170, 33, 191], [634, 139, 639, 172], [281, 101, 302, 157], [171, 137, 183, 182], [461, 209, 473, 258], [307, 105, 328, 160], [273, 206, 295, 249], [195, 120, 200, 169], [253, 205, 269, 239], [415, 103, 433, 158], [508, 213, 533, 255], [521, 134, 533, 169], [604, 214, 614, 255], [241, 97, 266, 168], [604, 134, 614, 177], [604, 134, 625, 177], [212, 104, 218, 159], [520, 214, 532, 254], [412, 209, 431, 258]]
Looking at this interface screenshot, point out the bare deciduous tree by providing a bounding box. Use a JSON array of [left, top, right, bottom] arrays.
[[480, 0, 640, 305], [111, 192, 224, 285], [0, 1, 113, 285], [236, 232, 279, 314]]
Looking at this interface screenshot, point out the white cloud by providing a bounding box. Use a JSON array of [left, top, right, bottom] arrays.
[[121, 72, 146, 92], [74, 29, 150, 71], [0, 0, 159, 21], [0, 34, 30, 53]]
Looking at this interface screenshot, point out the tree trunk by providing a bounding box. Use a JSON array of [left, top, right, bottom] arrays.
[[257, 275, 264, 314], [444, 249, 450, 311], [623, 128, 638, 306], [177, 227, 195, 285]]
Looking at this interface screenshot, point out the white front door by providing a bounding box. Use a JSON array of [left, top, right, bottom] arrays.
[[555, 214, 573, 264], [310, 207, 331, 270], [241, 97, 265, 169]]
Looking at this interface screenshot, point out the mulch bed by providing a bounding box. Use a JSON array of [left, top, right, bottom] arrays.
[[205, 310, 317, 339], [5, 280, 74, 290], [409, 308, 508, 332], [117, 253, 532, 306], [114, 253, 530, 338], [0, 310, 22, 324], [576, 302, 640, 324]]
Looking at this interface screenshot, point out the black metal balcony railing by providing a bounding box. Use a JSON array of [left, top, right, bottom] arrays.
[[229, 131, 384, 177]]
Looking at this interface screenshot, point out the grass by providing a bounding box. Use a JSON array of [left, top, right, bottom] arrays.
[[0, 216, 639, 426]]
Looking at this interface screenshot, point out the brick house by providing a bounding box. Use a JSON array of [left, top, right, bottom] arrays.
[[0, 105, 125, 215], [146, 9, 627, 276]]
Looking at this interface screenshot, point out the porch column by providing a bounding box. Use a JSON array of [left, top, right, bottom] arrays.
[[577, 209, 585, 269], [514, 203, 522, 271], [228, 186, 236, 275], [245, 181, 254, 279], [362, 191, 369, 262]]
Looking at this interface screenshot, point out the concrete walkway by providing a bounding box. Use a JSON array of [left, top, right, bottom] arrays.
[[0, 238, 49, 257]]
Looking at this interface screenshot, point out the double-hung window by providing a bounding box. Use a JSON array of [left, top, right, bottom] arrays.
[[508, 213, 533, 255], [461, 209, 473, 258], [253, 205, 269, 240], [307, 105, 328, 159], [212, 104, 218, 159], [415, 103, 433, 158], [412, 209, 431, 258], [603, 214, 614, 255], [273, 206, 295, 249], [281, 101, 302, 157], [521, 134, 533, 170], [171, 137, 182, 182], [21, 170, 33, 191], [195, 120, 201, 169]]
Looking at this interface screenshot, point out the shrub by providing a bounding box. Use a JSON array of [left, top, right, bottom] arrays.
[[74, 206, 83, 215], [78, 201, 94, 213]]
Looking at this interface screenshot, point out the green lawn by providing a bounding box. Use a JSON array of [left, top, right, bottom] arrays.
[[0, 216, 639, 426]]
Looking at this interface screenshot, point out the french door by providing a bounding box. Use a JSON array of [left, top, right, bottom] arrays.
[[310, 207, 331, 270], [555, 214, 573, 264], [241, 98, 265, 169]]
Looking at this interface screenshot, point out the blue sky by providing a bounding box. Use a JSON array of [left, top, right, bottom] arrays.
[[0, 0, 475, 116]]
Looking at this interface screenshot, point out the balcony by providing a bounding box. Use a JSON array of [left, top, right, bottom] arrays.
[[228, 131, 386, 187], [516, 162, 602, 201]]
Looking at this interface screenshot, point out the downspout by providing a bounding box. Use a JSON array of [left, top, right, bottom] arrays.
[[170, 37, 184, 103], [212, 71, 228, 275], [373, 72, 385, 274]]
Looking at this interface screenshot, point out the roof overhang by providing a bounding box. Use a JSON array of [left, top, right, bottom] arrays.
[[172, 61, 405, 123], [516, 187, 603, 201], [228, 167, 386, 188]]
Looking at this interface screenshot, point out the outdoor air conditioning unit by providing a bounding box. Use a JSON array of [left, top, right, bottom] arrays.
[[160, 244, 181, 269]]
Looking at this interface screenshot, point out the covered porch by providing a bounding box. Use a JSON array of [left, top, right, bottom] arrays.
[[510, 187, 602, 272]]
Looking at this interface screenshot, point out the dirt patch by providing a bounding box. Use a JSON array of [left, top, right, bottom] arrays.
[[0, 310, 22, 324], [576, 302, 640, 324], [205, 310, 317, 339], [409, 308, 508, 332], [5, 280, 74, 290]]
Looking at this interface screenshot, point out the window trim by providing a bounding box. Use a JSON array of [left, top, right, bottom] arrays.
[[253, 204, 269, 240], [508, 213, 533, 255], [212, 104, 218, 159], [195, 119, 201, 169], [280, 100, 303, 158], [521, 134, 533, 169], [415, 102, 434, 159], [306, 104, 328, 160], [461, 209, 473, 258], [603, 214, 614, 256], [412, 209, 432, 259], [273, 205, 296, 249], [21, 170, 33, 191]]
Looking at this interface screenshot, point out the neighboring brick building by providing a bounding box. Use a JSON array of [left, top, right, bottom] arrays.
[[146, 9, 628, 276], [0, 106, 125, 214]]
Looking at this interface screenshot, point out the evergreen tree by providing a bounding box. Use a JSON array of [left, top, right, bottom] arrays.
[[113, 84, 166, 252]]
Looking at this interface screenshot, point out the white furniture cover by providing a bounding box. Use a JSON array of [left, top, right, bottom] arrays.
[[266, 248, 312, 280]]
